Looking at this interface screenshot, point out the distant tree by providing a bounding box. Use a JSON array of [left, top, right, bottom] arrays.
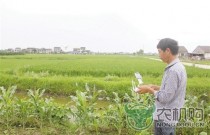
[[137, 49, 144, 55]]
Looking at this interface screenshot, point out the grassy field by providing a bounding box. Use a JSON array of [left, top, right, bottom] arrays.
[[0, 54, 209, 134], [0, 54, 209, 96]]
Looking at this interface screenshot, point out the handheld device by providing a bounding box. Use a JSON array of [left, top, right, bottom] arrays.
[[134, 72, 143, 85], [132, 72, 143, 92]]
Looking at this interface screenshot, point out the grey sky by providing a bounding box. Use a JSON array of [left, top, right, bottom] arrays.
[[1, 0, 210, 53]]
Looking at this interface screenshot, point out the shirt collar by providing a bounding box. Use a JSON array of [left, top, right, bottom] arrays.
[[165, 58, 180, 71]]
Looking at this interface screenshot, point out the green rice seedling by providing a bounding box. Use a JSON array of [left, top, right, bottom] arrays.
[[0, 86, 17, 129], [104, 74, 120, 81], [27, 88, 70, 129], [16, 98, 31, 129], [104, 92, 126, 135], [1, 54, 210, 98], [70, 83, 106, 134], [177, 95, 209, 135], [42, 97, 70, 125], [123, 83, 155, 134], [27, 89, 45, 112], [27, 89, 47, 129]]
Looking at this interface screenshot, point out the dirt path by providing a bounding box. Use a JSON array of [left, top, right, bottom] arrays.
[[146, 57, 210, 69]]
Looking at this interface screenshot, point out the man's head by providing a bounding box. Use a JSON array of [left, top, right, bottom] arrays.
[[157, 38, 178, 64]]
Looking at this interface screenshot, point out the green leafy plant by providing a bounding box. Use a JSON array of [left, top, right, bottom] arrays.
[[0, 86, 17, 129], [70, 83, 106, 134]]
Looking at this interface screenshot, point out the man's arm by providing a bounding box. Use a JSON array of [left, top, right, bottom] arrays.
[[138, 71, 178, 104], [135, 84, 160, 95], [136, 85, 156, 95]]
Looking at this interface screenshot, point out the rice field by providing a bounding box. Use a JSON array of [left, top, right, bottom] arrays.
[[0, 54, 209, 134], [0, 54, 209, 96]]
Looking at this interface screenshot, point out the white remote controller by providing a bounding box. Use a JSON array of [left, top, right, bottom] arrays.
[[133, 72, 143, 92], [134, 72, 143, 85], [134, 87, 139, 92]]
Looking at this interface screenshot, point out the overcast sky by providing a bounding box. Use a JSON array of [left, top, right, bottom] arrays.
[[1, 0, 210, 53]]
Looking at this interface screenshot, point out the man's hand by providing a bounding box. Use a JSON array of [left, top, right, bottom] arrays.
[[136, 85, 156, 94], [148, 84, 160, 91]]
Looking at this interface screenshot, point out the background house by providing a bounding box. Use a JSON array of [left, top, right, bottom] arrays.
[[80, 47, 86, 52], [38, 48, 53, 54], [72, 48, 81, 54], [26, 48, 38, 53], [6, 48, 14, 52], [15, 47, 22, 52], [71, 47, 91, 54], [178, 46, 188, 57], [189, 46, 210, 60], [38, 48, 46, 54], [54, 47, 62, 53], [45, 49, 53, 54]]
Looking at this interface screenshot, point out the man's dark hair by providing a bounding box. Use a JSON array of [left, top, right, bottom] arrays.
[[157, 38, 179, 55]]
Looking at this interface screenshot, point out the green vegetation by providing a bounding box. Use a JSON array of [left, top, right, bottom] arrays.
[[0, 54, 209, 134], [0, 54, 209, 97], [0, 86, 209, 134], [0, 51, 25, 55]]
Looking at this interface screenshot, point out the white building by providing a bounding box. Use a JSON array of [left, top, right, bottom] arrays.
[[54, 47, 62, 53], [15, 47, 22, 52]]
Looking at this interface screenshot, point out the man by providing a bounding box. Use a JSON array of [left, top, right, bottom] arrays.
[[136, 38, 187, 135]]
